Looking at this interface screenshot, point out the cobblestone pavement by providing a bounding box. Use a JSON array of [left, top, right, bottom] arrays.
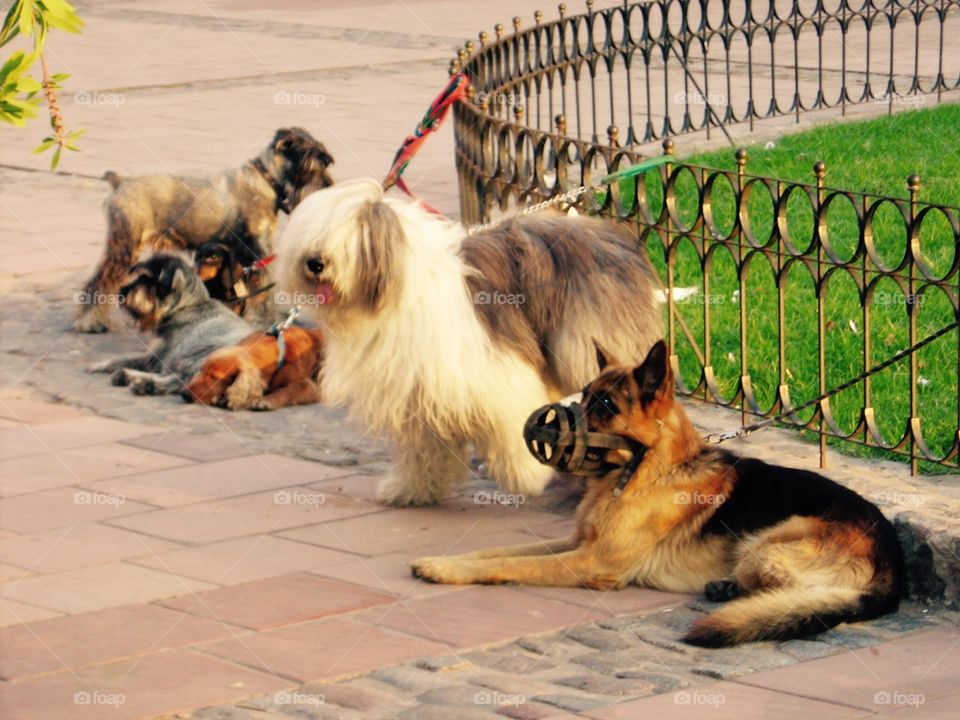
[[2, 1, 960, 719], [176, 601, 960, 720]]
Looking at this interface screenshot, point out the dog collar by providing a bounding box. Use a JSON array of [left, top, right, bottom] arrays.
[[252, 158, 287, 213], [612, 442, 647, 497], [267, 306, 302, 370]]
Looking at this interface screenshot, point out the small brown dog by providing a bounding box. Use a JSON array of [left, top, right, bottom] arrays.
[[181, 326, 323, 411]]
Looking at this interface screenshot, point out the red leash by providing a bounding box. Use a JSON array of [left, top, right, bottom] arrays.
[[382, 73, 469, 216], [252, 254, 277, 270]]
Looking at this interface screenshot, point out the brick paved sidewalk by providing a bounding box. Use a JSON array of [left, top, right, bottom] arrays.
[[1, 398, 958, 720], [2, 1, 960, 719]]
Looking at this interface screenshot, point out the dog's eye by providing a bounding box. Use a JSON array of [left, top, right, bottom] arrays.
[[596, 395, 619, 419], [305, 258, 324, 275]]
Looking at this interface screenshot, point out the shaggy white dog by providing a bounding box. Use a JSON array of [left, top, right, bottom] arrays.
[[277, 179, 661, 506]]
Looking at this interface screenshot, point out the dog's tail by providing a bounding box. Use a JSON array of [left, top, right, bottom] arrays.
[[683, 586, 870, 647], [102, 170, 123, 189]]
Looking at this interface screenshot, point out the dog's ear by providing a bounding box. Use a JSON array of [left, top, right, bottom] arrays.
[[315, 143, 334, 167], [355, 200, 403, 311], [593, 340, 621, 372], [632, 340, 671, 405], [157, 261, 183, 297], [272, 128, 297, 154]]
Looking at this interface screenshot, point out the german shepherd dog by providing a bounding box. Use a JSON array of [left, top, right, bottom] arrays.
[[413, 340, 905, 646], [181, 326, 323, 411]]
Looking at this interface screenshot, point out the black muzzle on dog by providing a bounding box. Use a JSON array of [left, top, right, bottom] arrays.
[[522, 402, 647, 495]]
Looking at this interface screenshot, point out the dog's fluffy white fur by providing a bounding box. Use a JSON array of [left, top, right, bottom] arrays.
[[278, 178, 661, 506]]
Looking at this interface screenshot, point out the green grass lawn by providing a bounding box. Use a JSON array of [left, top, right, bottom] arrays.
[[623, 103, 960, 471]]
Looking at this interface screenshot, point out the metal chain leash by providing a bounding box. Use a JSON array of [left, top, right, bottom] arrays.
[[466, 183, 590, 235], [704, 319, 960, 444]]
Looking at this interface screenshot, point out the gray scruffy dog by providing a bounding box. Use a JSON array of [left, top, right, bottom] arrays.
[[88, 253, 253, 395], [76, 127, 334, 333]]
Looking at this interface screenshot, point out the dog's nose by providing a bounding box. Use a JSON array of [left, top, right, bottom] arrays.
[[305, 258, 324, 276]]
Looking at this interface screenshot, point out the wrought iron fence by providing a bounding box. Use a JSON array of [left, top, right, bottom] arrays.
[[451, 0, 960, 472]]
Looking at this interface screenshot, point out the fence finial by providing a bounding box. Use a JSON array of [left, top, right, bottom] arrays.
[[555, 114, 567, 136], [535, 9, 543, 25], [513, 16, 522, 31], [735, 147, 748, 166], [495, 23, 504, 40], [662, 138, 675, 156], [449, 59, 460, 75], [479, 30, 488, 47], [558, 3, 566, 18], [607, 125, 620, 147], [813, 161, 826, 179], [907, 174, 921, 195], [513, 104, 524, 122]]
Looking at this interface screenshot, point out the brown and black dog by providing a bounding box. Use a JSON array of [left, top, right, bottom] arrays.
[[181, 326, 323, 411], [194, 241, 275, 324], [412, 340, 905, 646]]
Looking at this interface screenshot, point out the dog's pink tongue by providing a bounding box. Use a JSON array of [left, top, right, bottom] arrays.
[[316, 281, 335, 305]]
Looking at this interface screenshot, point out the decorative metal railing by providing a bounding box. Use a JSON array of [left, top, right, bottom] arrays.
[[451, 0, 960, 472]]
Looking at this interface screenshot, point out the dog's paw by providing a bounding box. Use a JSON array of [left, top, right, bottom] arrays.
[[111, 369, 129, 386], [377, 475, 442, 507], [411, 557, 463, 584], [248, 397, 275, 412], [74, 315, 109, 334], [128, 377, 156, 395], [88, 359, 116, 374], [704, 579, 741, 602]]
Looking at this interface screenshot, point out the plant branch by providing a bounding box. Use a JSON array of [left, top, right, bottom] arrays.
[[39, 49, 65, 146]]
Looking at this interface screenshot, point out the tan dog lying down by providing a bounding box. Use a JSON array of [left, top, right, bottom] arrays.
[[181, 327, 323, 410]]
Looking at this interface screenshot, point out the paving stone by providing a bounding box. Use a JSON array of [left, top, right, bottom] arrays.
[[493, 702, 561, 720], [354, 587, 605, 649], [465, 647, 557, 675], [397, 704, 492, 720], [201, 616, 447, 683], [0, 603, 244, 680], [588, 681, 870, 720], [158, 573, 394, 630], [642, 606, 708, 632], [552, 672, 659, 697], [0, 648, 287, 720], [414, 656, 474, 673], [529, 693, 610, 713], [417, 684, 492, 707], [369, 665, 451, 694], [299, 682, 396, 712], [817, 625, 891, 648], [777, 639, 845, 662], [737, 628, 960, 711], [866, 604, 941, 634], [515, 634, 582, 661], [564, 625, 635, 652], [611, 670, 690, 691], [631, 625, 698, 655], [188, 707, 267, 720]]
